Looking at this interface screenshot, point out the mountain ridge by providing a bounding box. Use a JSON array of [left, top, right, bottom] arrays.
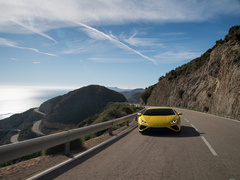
[[40, 85, 127, 134], [146, 26, 240, 120]]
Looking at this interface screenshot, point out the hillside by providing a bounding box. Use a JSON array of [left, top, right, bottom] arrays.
[[78, 102, 142, 127], [121, 88, 144, 103], [0, 109, 43, 144], [0, 85, 127, 144], [147, 26, 240, 120], [40, 85, 127, 134]]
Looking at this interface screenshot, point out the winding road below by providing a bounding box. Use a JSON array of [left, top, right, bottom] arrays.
[[10, 108, 45, 143], [32, 108, 45, 136]]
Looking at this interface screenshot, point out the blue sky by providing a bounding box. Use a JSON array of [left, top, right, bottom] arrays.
[[0, 0, 240, 89]]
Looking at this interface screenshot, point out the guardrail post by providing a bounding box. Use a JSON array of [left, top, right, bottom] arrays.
[[108, 127, 113, 136], [126, 120, 129, 126], [65, 141, 70, 155]]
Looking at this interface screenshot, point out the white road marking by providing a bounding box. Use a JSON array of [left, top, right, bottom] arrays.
[[190, 122, 218, 157], [184, 118, 189, 122], [201, 136, 218, 156], [190, 124, 198, 131]]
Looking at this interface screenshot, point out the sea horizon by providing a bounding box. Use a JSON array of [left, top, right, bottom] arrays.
[[0, 86, 75, 120]]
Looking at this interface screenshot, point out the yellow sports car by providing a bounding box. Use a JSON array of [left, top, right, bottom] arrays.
[[138, 107, 182, 133]]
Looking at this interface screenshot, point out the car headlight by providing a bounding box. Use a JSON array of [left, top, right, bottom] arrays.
[[140, 119, 147, 124], [170, 119, 178, 124]]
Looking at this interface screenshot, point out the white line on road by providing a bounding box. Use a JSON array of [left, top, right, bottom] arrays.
[[201, 136, 218, 156], [190, 123, 218, 156], [184, 118, 190, 122], [190, 124, 198, 131]]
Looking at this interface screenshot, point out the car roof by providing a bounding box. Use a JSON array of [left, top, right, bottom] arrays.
[[146, 107, 173, 110]]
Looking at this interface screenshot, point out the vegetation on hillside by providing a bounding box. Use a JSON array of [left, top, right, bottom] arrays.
[[78, 102, 142, 127], [141, 84, 157, 104], [0, 130, 16, 145], [0, 109, 43, 130], [156, 26, 240, 84], [164, 49, 212, 81], [141, 26, 240, 104], [42, 85, 127, 125]]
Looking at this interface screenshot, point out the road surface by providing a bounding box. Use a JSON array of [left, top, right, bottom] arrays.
[[32, 120, 45, 136], [9, 108, 45, 143], [40, 108, 240, 180], [10, 131, 20, 143], [32, 108, 45, 135]]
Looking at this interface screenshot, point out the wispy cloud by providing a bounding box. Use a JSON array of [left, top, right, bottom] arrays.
[[89, 57, 143, 63], [76, 22, 157, 64], [122, 32, 164, 47], [1, 1, 240, 34], [0, 38, 57, 57], [155, 51, 201, 63], [9, 18, 57, 43]]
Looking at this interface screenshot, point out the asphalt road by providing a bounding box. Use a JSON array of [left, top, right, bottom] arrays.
[[43, 108, 240, 180], [10, 132, 20, 143], [32, 108, 45, 135]]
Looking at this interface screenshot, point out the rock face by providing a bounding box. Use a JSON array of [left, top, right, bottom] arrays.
[[147, 26, 240, 120], [40, 85, 127, 134]]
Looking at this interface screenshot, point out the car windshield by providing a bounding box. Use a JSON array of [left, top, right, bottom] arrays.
[[143, 109, 175, 116]]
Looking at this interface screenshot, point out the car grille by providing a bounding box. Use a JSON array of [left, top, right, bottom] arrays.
[[139, 125, 147, 130]]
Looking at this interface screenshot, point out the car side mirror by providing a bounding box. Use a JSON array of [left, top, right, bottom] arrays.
[[178, 112, 183, 115], [138, 113, 142, 116]]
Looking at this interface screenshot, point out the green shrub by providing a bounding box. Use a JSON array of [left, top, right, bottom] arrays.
[[42, 138, 83, 155], [178, 89, 184, 99], [141, 84, 157, 104], [0, 152, 41, 168], [192, 96, 197, 102], [42, 144, 65, 155], [42, 129, 83, 155], [163, 49, 212, 81], [120, 106, 134, 114], [203, 106, 209, 112]]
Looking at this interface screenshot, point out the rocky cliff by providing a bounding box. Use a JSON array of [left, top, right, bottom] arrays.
[[147, 26, 240, 120]]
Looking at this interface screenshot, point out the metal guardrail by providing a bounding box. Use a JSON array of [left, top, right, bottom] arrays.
[[0, 111, 143, 164]]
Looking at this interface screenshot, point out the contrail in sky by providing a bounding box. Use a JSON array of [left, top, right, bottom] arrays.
[[75, 22, 157, 65], [0, 38, 57, 57], [9, 18, 58, 43]]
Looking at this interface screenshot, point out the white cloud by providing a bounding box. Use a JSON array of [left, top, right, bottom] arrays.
[[9, 18, 57, 43], [0, 38, 17, 47], [0, 38, 57, 57], [0, 0, 239, 34], [155, 51, 201, 63], [122, 32, 164, 47], [89, 57, 143, 63], [76, 22, 157, 64]]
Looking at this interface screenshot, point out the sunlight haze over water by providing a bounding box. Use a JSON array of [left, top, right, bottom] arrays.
[[0, 86, 73, 120]]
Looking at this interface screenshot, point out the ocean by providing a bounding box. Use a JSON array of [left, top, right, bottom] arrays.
[[0, 86, 74, 120]]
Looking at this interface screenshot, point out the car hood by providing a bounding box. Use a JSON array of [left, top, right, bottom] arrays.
[[141, 115, 177, 125]]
